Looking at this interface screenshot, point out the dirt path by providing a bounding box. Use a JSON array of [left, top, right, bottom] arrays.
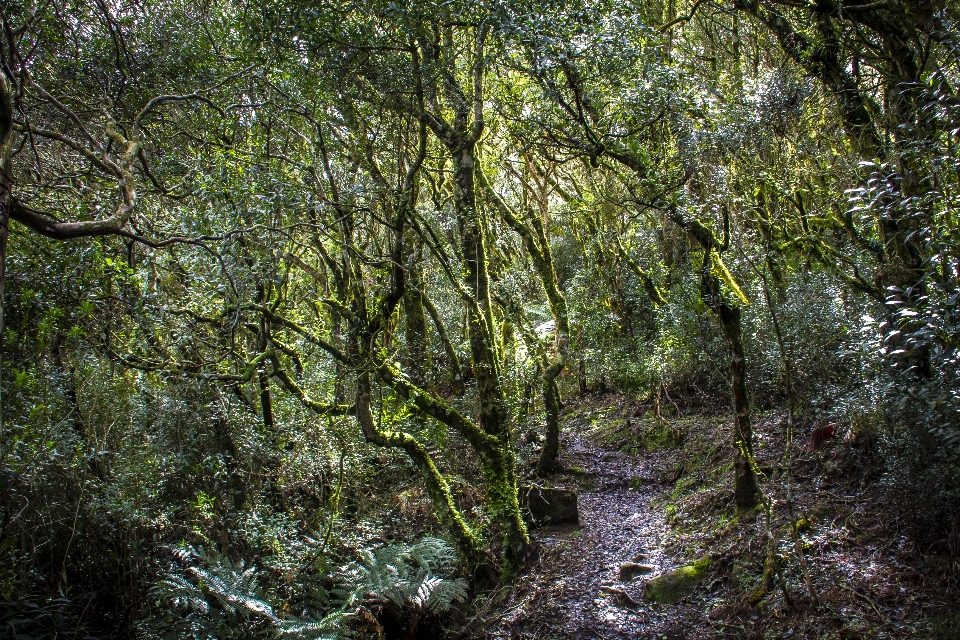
[[477, 396, 955, 639], [486, 407, 708, 639]]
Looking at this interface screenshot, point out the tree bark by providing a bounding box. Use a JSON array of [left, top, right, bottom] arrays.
[[0, 74, 11, 437], [717, 301, 761, 510], [451, 144, 530, 565], [670, 211, 761, 510], [403, 247, 429, 387]]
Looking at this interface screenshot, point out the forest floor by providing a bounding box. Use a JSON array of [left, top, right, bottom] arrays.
[[469, 393, 959, 640]]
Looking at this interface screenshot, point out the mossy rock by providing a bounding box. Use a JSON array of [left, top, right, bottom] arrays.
[[645, 557, 711, 604]]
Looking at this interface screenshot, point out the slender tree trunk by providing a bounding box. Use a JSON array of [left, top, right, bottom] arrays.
[[54, 335, 86, 438], [354, 370, 484, 566], [0, 189, 7, 440], [452, 144, 530, 565], [0, 75, 12, 439], [758, 269, 819, 606], [536, 375, 562, 475], [258, 369, 274, 431], [717, 302, 760, 510], [403, 248, 429, 387], [479, 163, 569, 476], [421, 290, 464, 393], [672, 209, 761, 511]]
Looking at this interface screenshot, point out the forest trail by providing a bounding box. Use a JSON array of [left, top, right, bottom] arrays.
[[486, 400, 708, 639]]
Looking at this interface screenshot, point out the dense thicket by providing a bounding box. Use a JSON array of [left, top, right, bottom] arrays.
[[1, 0, 958, 637]]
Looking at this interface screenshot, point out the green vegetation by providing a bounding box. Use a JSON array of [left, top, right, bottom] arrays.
[[1, 0, 959, 637], [645, 557, 713, 604]]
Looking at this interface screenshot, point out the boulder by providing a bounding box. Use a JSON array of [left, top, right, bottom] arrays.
[[619, 562, 655, 582], [521, 486, 579, 527], [645, 557, 711, 604]]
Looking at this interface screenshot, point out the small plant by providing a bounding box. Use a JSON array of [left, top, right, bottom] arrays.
[[142, 545, 346, 640], [338, 537, 468, 614]]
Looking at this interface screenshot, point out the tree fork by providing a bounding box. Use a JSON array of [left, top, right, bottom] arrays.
[[354, 373, 485, 566]]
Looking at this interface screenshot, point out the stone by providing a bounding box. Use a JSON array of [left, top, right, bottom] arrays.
[[619, 562, 655, 582], [599, 584, 641, 608], [521, 486, 579, 527], [644, 557, 712, 604]]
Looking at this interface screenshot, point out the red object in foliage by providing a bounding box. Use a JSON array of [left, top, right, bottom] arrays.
[[807, 423, 837, 452]]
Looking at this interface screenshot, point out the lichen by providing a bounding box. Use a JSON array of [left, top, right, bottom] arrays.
[[645, 556, 712, 604]]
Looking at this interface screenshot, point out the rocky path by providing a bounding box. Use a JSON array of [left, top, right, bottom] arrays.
[[485, 409, 707, 639]]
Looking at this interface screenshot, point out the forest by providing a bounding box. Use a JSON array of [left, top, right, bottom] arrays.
[[1, 0, 959, 638]]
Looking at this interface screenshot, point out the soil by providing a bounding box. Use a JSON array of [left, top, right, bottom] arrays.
[[470, 393, 958, 639], [482, 397, 708, 639]]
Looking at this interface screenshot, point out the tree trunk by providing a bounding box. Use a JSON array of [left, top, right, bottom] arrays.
[[717, 302, 760, 511], [452, 143, 530, 566], [0, 74, 11, 437], [669, 211, 761, 511], [403, 251, 429, 387], [354, 370, 484, 566], [258, 369, 274, 431], [421, 290, 464, 393], [536, 375, 562, 475]]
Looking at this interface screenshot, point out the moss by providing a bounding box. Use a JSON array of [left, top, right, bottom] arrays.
[[645, 556, 712, 604], [710, 250, 750, 305], [670, 475, 695, 501], [646, 423, 685, 450]]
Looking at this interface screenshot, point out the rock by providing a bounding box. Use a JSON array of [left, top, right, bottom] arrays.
[[521, 486, 579, 527], [619, 562, 655, 582], [599, 584, 641, 608], [644, 557, 711, 604]]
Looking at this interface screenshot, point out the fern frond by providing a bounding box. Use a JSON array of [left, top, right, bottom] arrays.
[[337, 537, 465, 614], [422, 576, 468, 613], [277, 611, 348, 640], [187, 562, 280, 622]]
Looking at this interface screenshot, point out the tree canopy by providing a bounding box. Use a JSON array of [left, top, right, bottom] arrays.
[[2, 0, 959, 637]]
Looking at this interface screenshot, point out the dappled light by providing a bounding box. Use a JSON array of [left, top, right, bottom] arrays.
[[1, 0, 958, 638]]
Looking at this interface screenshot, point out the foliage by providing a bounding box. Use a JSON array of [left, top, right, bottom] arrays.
[[337, 537, 468, 614], [141, 537, 465, 640], [2, 0, 960, 634]]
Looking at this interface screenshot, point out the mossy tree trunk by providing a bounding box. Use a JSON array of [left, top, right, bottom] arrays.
[[708, 280, 760, 510], [673, 210, 761, 511], [0, 75, 11, 433], [403, 243, 430, 387], [413, 25, 531, 566], [479, 161, 570, 475], [449, 143, 530, 565]]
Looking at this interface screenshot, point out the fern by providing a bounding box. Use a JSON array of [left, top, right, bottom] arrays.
[[144, 538, 462, 640], [158, 546, 279, 623], [146, 545, 347, 640], [276, 612, 348, 639], [187, 562, 279, 622], [338, 537, 467, 614]]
